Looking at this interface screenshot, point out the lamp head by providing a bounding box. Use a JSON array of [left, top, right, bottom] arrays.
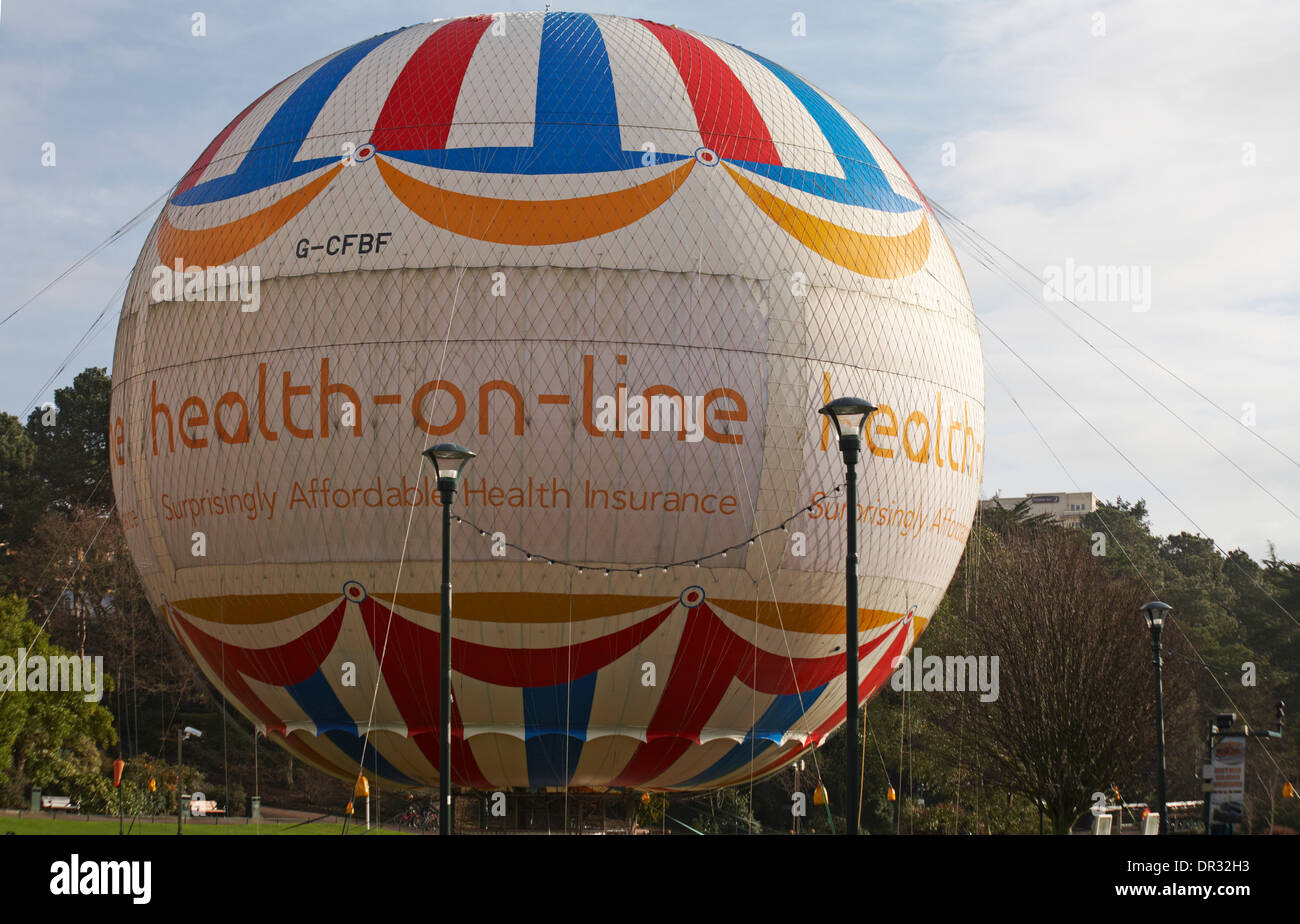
[[818, 397, 878, 450], [1139, 600, 1172, 631], [424, 443, 476, 487]]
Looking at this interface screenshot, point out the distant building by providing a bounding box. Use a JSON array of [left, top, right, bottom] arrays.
[[981, 491, 1098, 528]]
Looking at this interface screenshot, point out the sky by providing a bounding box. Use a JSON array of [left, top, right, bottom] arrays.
[[0, 0, 1296, 561]]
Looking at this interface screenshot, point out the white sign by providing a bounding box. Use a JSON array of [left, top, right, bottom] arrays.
[[1210, 734, 1246, 825]]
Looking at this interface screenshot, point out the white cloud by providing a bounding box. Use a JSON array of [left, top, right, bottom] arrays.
[[909, 0, 1300, 558]]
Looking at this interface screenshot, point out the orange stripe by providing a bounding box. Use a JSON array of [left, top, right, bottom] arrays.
[[376, 156, 694, 244], [157, 165, 342, 267], [380, 592, 901, 633], [171, 590, 905, 634], [723, 164, 930, 278], [712, 599, 905, 634], [913, 613, 931, 638], [372, 592, 667, 624], [172, 593, 341, 625]]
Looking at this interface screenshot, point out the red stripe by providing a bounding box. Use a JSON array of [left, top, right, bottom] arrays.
[[612, 601, 851, 787], [360, 597, 675, 689], [613, 606, 905, 787], [749, 739, 813, 782], [174, 84, 279, 196], [611, 602, 745, 786], [358, 596, 675, 788], [280, 731, 343, 773], [369, 16, 492, 152], [637, 20, 781, 165], [808, 621, 910, 745], [169, 600, 346, 734]]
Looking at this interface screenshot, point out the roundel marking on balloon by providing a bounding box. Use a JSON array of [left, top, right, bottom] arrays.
[[693, 147, 719, 166]]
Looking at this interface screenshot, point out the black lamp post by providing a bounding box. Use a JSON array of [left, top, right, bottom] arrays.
[[1140, 600, 1172, 834], [423, 442, 476, 837], [819, 397, 878, 836]]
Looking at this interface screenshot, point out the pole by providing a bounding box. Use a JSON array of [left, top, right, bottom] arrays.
[[177, 728, 183, 836], [439, 480, 454, 837], [794, 761, 801, 835], [1152, 625, 1168, 834], [1204, 730, 1214, 835], [844, 447, 860, 836]]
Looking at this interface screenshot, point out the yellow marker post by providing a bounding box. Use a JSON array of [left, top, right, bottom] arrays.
[[355, 776, 371, 830]]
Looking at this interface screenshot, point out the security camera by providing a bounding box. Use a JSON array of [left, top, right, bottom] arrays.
[[183, 726, 202, 739]]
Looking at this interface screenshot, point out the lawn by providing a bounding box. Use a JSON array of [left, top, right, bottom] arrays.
[[0, 814, 406, 835]]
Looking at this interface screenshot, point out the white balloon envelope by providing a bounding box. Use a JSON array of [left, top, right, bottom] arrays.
[[110, 11, 984, 790]]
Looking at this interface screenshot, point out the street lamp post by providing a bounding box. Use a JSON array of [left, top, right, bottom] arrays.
[[423, 443, 476, 837], [819, 397, 878, 836], [1140, 601, 1172, 834], [176, 725, 201, 835]]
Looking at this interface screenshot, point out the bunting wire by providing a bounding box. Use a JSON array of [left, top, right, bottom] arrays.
[[449, 484, 844, 575]]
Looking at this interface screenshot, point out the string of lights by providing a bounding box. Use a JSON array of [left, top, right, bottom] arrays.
[[449, 482, 847, 575]]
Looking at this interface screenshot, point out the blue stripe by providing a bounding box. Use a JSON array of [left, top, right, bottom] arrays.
[[731, 48, 919, 213], [534, 11, 622, 171], [677, 683, 829, 788], [284, 669, 418, 787], [174, 28, 407, 205], [285, 669, 357, 735], [381, 11, 674, 175], [380, 147, 689, 174], [322, 731, 418, 787], [522, 673, 597, 788]]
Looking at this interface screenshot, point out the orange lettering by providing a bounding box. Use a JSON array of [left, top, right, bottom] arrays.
[[178, 396, 209, 449], [412, 379, 466, 436], [703, 387, 746, 445]]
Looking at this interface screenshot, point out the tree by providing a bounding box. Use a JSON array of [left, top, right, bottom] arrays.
[[0, 595, 117, 805], [5, 506, 203, 760], [924, 525, 1186, 833], [1081, 498, 1165, 586], [0, 413, 38, 573], [981, 496, 1050, 536], [24, 367, 113, 515]]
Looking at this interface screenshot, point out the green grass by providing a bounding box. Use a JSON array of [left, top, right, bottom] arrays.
[[0, 815, 406, 835]]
